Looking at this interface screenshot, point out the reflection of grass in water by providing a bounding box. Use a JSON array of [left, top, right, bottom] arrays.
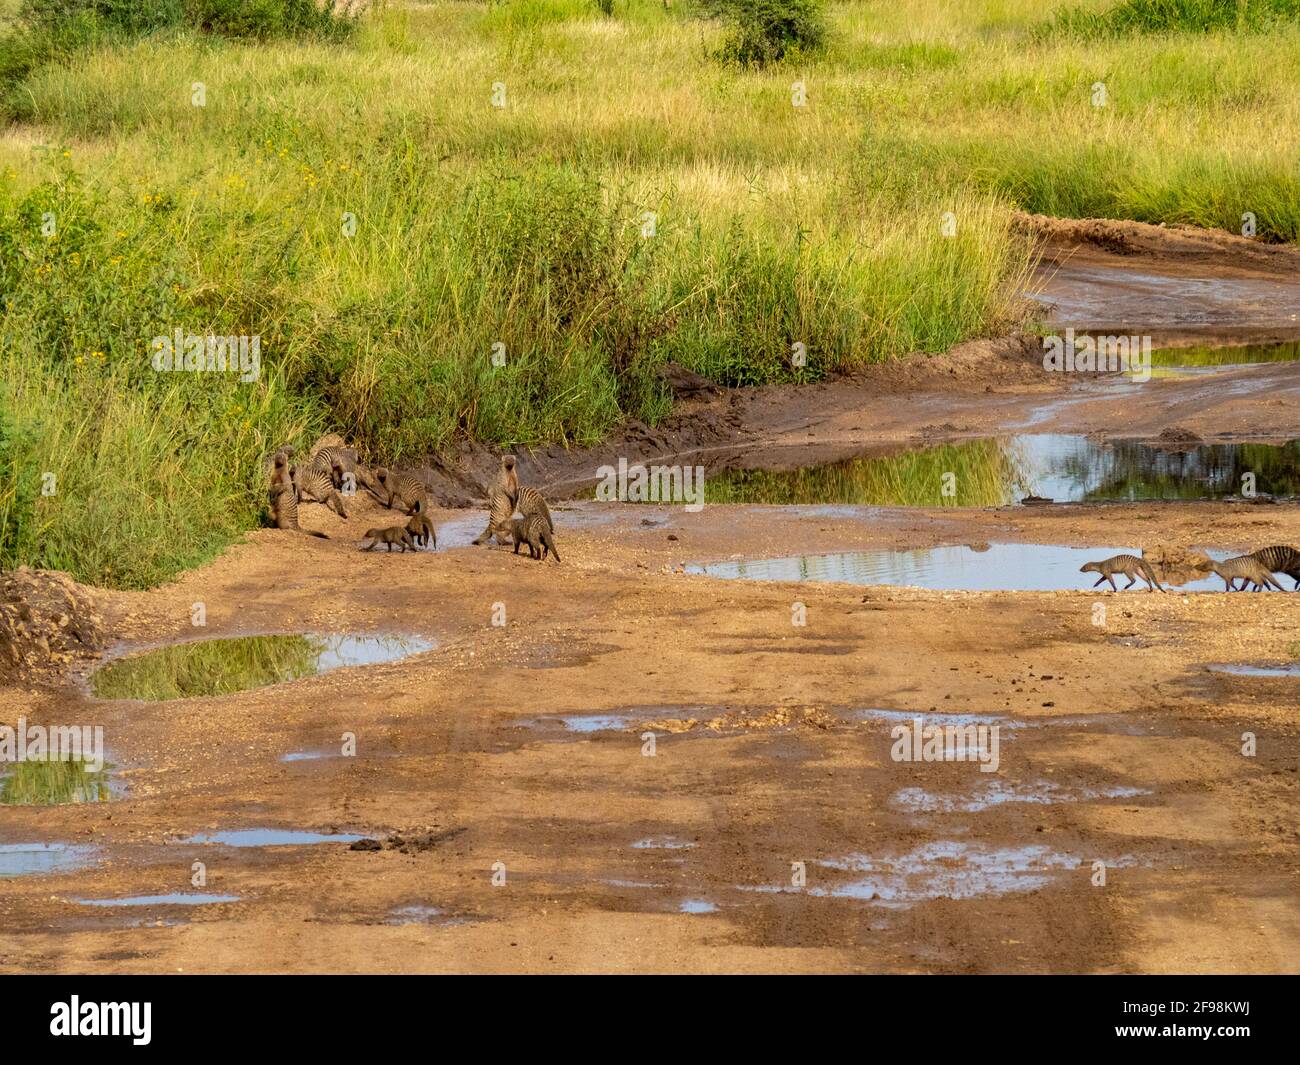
[[92, 635, 322, 701], [1, 759, 114, 805], [1081, 441, 1300, 501], [1151, 342, 1300, 368], [704, 440, 1025, 506]]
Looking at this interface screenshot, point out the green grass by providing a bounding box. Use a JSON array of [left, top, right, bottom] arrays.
[[0, 757, 113, 804], [1, 0, 1298, 587]]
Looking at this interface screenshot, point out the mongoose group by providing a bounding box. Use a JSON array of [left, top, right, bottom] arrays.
[[1081, 546, 1300, 592], [266, 441, 558, 561]]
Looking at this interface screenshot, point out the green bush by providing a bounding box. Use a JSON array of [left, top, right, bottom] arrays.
[[697, 0, 827, 65]]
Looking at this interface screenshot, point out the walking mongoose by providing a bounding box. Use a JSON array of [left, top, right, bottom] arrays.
[[269, 482, 329, 539], [405, 498, 437, 549], [293, 463, 349, 519], [510, 514, 560, 562], [515, 484, 553, 532], [1249, 545, 1300, 590], [1196, 555, 1286, 592], [472, 456, 519, 546], [373, 468, 429, 515], [1079, 554, 1164, 592], [361, 526, 417, 552]]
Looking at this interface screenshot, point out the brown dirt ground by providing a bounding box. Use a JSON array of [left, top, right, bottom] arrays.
[[2, 218, 1298, 974]]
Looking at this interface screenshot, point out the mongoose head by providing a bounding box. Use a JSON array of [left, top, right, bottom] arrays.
[[502, 455, 517, 473], [1194, 559, 1216, 573], [363, 527, 386, 539], [374, 467, 390, 485], [1079, 562, 1100, 574]]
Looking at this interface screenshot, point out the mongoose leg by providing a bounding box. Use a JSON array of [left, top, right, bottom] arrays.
[[1123, 575, 1136, 589], [1106, 575, 1118, 591], [1093, 576, 1106, 588]]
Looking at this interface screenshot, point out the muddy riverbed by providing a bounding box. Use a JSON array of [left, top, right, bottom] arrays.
[[2, 219, 1298, 974]]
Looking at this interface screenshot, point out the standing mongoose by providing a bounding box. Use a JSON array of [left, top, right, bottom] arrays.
[[509, 514, 560, 562], [405, 498, 437, 549], [1079, 555, 1164, 592], [1249, 545, 1300, 590], [361, 526, 417, 552], [373, 468, 429, 515], [269, 482, 329, 539], [472, 456, 520, 546], [1197, 555, 1286, 592]]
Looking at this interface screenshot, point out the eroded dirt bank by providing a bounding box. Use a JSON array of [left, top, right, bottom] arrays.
[[1, 497, 1297, 974]]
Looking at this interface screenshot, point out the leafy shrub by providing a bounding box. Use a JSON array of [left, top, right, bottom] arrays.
[[697, 0, 827, 66]]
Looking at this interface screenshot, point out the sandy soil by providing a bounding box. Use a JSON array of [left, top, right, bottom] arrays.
[[2, 216, 1298, 974]]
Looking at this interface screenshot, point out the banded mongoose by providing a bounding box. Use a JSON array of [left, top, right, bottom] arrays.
[[293, 463, 349, 519], [1079, 554, 1164, 592], [373, 468, 429, 515], [472, 455, 520, 546], [361, 526, 417, 552], [510, 514, 560, 562], [311, 444, 379, 499], [515, 484, 553, 532], [1249, 544, 1300, 590], [1196, 555, 1286, 592], [405, 498, 437, 549], [269, 482, 328, 539]]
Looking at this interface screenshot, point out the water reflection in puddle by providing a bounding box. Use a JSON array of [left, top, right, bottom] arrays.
[[91, 633, 434, 700], [1208, 663, 1300, 677], [687, 543, 1231, 592], [680, 899, 718, 914], [702, 434, 1300, 506], [77, 893, 239, 907], [631, 837, 696, 850], [1, 758, 122, 806], [0, 842, 98, 877], [184, 829, 366, 847], [892, 781, 1148, 814], [806, 842, 1136, 906]]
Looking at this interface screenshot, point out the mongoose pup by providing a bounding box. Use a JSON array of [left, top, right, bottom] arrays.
[[1079, 554, 1164, 592], [269, 482, 328, 539], [1197, 555, 1286, 592], [510, 514, 560, 562], [1250, 545, 1300, 589], [373, 468, 429, 515], [361, 526, 417, 552], [406, 498, 437, 549], [473, 455, 520, 546]]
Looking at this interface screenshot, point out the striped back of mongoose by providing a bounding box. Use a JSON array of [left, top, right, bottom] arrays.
[[473, 456, 520, 545], [511, 514, 560, 562], [1250, 545, 1300, 586], [516, 485, 552, 531], [374, 468, 428, 514], [1204, 555, 1285, 591], [311, 446, 378, 496], [269, 483, 328, 539], [294, 464, 349, 519], [1080, 554, 1163, 592], [405, 498, 436, 548]]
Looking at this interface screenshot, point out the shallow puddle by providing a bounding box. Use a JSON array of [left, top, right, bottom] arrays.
[[631, 836, 696, 850], [891, 780, 1148, 814], [1144, 341, 1300, 375], [1, 757, 121, 805], [687, 543, 1231, 592], [184, 828, 366, 847], [1208, 663, 1300, 677], [91, 632, 434, 700], [679, 899, 718, 914], [0, 842, 98, 878], [701, 434, 1300, 506], [77, 893, 239, 907], [808, 842, 1136, 906]]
